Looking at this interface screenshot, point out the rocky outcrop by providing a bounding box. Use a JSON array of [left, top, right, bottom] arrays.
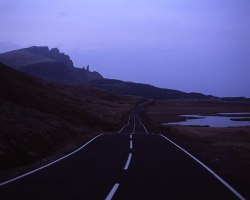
[[25, 46, 74, 68], [72, 67, 103, 82], [0, 46, 103, 84]]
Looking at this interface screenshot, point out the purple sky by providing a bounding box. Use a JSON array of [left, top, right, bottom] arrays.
[[1, 0, 250, 97]]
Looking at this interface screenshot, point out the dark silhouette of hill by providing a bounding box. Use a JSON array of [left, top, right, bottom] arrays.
[[0, 46, 212, 100], [0, 63, 137, 170], [0, 46, 103, 84], [25, 46, 74, 68], [87, 79, 215, 100], [87, 79, 250, 102], [1, 47, 249, 101]]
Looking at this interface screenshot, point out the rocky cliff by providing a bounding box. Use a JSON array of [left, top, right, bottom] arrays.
[[0, 46, 103, 84], [25, 46, 74, 69]]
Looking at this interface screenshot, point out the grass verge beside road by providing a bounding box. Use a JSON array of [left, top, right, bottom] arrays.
[[144, 100, 250, 198]]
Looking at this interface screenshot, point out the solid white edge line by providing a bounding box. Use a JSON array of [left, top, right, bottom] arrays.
[[117, 114, 131, 134], [0, 134, 103, 187], [159, 134, 246, 200], [105, 183, 120, 200], [130, 140, 133, 149], [139, 117, 149, 134], [117, 123, 128, 133], [139, 117, 142, 125], [133, 116, 136, 133], [142, 124, 149, 134], [124, 153, 132, 170]]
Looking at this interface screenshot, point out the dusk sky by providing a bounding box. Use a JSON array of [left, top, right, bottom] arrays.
[[0, 0, 249, 97]]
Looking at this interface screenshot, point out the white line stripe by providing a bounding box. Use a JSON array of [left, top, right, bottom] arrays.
[[130, 135, 132, 139], [159, 134, 246, 200], [124, 153, 132, 170], [130, 140, 133, 149], [132, 116, 136, 134], [0, 134, 103, 187], [117, 115, 131, 134], [105, 183, 119, 200], [139, 117, 149, 134], [117, 124, 128, 134], [142, 124, 149, 134], [139, 117, 142, 124]]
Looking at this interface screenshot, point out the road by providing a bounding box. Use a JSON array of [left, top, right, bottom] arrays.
[[0, 109, 246, 199]]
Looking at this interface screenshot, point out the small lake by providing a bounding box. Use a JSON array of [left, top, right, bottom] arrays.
[[165, 113, 250, 127]]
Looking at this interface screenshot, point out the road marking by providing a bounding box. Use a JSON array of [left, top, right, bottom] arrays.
[[0, 134, 103, 187], [130, 135, 132, 139], [130, 140, 133, 149], [132, 116, 136, 134], [139, 117, 142, 124], [117, 123, 128, 134], [159, 134, 246, 200], [117, 114, 132, 134], [124, 153, 132, 170], [142, 124, 149, 134], [139, 117, 149, 134], [105, 183, 119, 200]]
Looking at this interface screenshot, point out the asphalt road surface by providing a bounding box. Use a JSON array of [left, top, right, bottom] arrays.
[[0, 110, 246, 199]]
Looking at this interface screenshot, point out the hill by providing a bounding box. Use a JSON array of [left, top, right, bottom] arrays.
[[87, 79, 250, 102], [0, 63, 138, 170], [87, 79, 215, 100], [0, 46, 103, 84], [1, 46, 249, 101], [0, 47, 215, 100]]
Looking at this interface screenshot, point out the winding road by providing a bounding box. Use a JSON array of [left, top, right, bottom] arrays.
[[0, 106, 246, 199]]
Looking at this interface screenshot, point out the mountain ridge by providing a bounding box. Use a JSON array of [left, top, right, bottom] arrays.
[[86, 78, 215, 100], [0, 46, 103, 84], [1, 46, 249, 101]]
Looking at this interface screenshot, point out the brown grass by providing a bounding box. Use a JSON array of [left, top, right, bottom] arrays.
[[0, 64, 139, 173], [145, 100, 250, 124], [144, 100, 250, 198]]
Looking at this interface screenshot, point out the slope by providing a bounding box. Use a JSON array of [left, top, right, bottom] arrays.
[[87, 78, 215, 100], [0, 46, 103, 84], [0, 63, 138, 170]]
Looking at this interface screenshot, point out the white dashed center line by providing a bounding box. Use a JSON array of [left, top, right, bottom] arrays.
[[124, 153, 132, 170], [105, 183, 120, 200], [130, 140, 133, 149]]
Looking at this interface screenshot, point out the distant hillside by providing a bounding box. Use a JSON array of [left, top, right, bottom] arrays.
[[0, 46, 213, 100], [0, 63, 137, 170], [87, 79, 215, 100], [0, 46, 103, 84], [1, 46, 248, 101]]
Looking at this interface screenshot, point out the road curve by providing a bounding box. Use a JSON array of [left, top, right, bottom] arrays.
[[0, 111, 246, 199]]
